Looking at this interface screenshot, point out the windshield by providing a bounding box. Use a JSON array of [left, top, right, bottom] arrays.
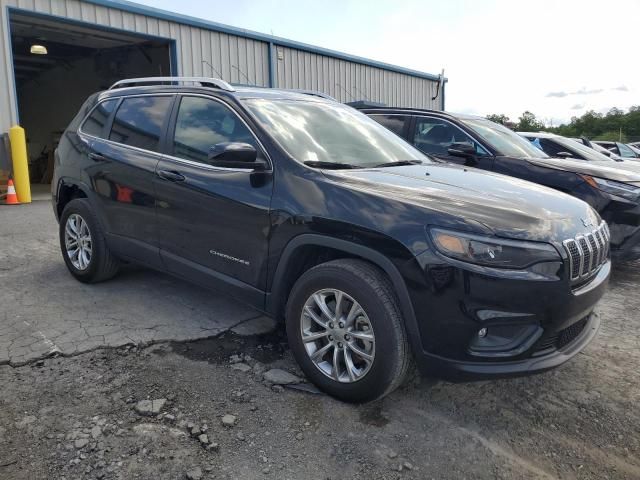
[[462, 118, 549, 158], [243, 98, 430, 167], [555, 136, 614, 162]]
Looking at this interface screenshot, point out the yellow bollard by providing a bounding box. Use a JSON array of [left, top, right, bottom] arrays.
[[9, 125, 31, 204]]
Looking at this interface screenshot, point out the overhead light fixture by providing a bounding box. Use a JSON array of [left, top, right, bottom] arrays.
[[30, 44, 48, 55]]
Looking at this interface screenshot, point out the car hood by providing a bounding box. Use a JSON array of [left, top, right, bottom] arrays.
[[322, 163, 598, 243], [523, 156, 640, 185]]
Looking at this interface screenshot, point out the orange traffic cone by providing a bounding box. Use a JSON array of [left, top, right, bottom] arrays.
[[5, 179, 20, 205]]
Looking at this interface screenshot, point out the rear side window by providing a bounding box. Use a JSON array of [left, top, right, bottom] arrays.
[[370, 115, 409, 138], [172, 96, 257, 164], [109, 96, 173, 152], [81, 100, 117, 138]]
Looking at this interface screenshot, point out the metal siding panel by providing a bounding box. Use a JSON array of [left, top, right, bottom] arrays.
[[134, 13, 146, 34], [200, 30, 211, 76], [80, 1, 96, 22], [191, 27, 201, 76], [16, 0, 34, 9], [237, 37, 248, 84], [121, 11, 134, 30], [95, 5, 109, 25], [65, 0, 82, 19], [108, 8, 123, 29], [219, 33, 230, 83]]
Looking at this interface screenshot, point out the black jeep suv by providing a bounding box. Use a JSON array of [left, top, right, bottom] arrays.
[[361, 107, 640, 261], [53, 78, 609, 402]]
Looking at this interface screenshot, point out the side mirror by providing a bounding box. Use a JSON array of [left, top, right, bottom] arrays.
[[447, 142, 476, 158], [208, 142, 264, 170], [555, 151, 573, 158]]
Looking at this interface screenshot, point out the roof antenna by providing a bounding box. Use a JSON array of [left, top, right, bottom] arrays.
[[335, 83, 355, 100], [232, 65, 253, 85], [431, 68, 445, 103], [202, 60, 223, 79], [352, 85, 369, 100]]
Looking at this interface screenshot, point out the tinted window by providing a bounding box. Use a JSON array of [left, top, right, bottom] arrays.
[[370, 115, 409, 138], [172, 96, 257, 164], [414, 117, 490, 156], [109, 96, 173, 152], [538, 138, 581, 158], [81, 100, 117, 137]]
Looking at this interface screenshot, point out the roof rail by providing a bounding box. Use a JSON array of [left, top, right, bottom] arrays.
[[109, 77, 235, 92], [284, 89, 337, 101]]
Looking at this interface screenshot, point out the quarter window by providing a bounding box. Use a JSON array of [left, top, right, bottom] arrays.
[[81, 99, 117, 138], [414, 118, 489, 156], [109, 96, 173, 152], [172, 96, 257, 164]]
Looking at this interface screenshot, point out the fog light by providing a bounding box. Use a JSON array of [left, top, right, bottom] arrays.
[[478, 328, 488, 338]]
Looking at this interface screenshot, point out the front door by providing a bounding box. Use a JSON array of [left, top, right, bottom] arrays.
[[410, 116, 494, 170], [154, 95, 274, 306]]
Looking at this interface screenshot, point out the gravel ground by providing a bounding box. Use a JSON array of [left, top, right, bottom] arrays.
[[0, 202, 639, 479]]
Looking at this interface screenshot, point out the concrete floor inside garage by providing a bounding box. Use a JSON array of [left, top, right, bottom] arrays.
[[0, 199, 639, 480], [8, 11, 172, 192]]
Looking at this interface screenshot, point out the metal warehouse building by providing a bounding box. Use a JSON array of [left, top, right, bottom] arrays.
[[0, 0, 445, 187]]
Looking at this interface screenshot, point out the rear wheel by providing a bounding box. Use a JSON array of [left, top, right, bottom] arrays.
[[59, 198, 119, 283], [286, 259, 411, 402]]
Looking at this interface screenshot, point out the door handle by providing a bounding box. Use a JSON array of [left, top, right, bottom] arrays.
[[88, 152, 107, 162], [157, 170, 186, 182]]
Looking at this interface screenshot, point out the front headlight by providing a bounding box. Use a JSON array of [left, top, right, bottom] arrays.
[[430, 229, 560, 269], [581, 175, 640, 201]]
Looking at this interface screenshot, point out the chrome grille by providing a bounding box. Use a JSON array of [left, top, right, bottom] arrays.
[[563, 222, 609, 281]]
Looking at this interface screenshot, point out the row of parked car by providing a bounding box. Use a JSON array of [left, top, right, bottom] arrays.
[[361, 106, 640, 261], [53, 78, 627, 401]]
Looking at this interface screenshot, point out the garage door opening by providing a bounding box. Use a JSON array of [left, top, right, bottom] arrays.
[[9, 11, 173, 189]]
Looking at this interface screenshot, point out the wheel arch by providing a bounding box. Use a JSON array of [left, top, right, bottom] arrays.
[[266, 234, 423, 356]]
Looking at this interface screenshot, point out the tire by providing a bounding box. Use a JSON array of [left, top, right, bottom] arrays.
[[59, 198, 119, 283], [285, 259, 412, 403]]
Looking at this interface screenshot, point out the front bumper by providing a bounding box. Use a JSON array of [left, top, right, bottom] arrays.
[[403, 249, 610, 381], [417, 311, 600, 381]]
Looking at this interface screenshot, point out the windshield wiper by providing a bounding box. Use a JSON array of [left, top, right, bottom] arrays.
[[303, 161, 358, 169], [372, 159, 423, 168]]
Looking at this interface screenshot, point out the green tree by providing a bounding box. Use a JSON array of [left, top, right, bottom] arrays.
[[486, 114, 510, 125], [516, 111, 545, 132]]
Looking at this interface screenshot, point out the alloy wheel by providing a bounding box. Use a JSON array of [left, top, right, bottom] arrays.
[[300, 288, 375, 383], [64, 214, 92, 271]]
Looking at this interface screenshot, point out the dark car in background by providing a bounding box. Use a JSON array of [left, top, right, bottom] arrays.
[[360, 107, 640, 260], [53, 77, 610, 402]]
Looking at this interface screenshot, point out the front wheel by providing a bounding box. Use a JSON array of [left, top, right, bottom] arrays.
[[286, 259, 412, 402]]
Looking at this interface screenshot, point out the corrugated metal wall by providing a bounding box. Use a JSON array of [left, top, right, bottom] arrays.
[[0, 0, 440, 136], [0, 0, 271, 134], [274, 45, 438, 108]]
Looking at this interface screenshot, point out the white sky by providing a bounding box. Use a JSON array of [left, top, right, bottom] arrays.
[[136, 0, 639, 125]]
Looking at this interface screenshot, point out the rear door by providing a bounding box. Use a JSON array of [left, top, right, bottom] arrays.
[[409, 116, 494, 169], [85, 94, 175, 266], [154, 94, 274, 305]]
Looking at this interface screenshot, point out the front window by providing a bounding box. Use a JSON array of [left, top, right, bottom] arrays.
[[413, 117, 490, 157], [243, 99, 430, 167], [462, 118, 549, 158]]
